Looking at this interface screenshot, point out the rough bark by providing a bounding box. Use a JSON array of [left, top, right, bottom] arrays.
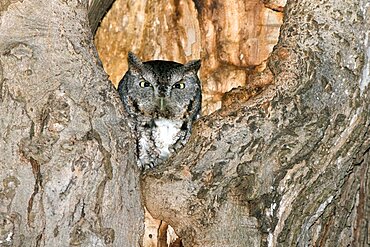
[[0, 1, 143, 246], [142, 0, 370, 246], [1, 0, 369, 247]]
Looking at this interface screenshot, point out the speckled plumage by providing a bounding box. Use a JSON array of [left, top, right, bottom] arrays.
[[118, 52, 202, 169]]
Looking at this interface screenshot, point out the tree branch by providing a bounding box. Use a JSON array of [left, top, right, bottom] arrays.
[[142, 0, 370, 246]]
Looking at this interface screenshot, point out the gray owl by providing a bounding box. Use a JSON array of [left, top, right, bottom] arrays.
[[118, 52, 202, 169]]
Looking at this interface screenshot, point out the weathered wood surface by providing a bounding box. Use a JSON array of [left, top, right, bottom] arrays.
[[142, 0, 370, 246], [0, 0, 369, 247], [0, 1, 143, 246]]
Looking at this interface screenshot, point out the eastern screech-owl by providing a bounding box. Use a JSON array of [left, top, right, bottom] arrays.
[[118, 52, 202, 169]]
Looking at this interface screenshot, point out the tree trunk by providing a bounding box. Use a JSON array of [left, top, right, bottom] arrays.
[[1, 0, 369, 247], [0, 1, 143, 246], [142, 0, 370, 246]]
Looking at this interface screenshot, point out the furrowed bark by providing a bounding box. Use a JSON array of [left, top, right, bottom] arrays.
[[142, 0, 370, 246], [0, 0, 369, 247], [0, 1, 143, 246]]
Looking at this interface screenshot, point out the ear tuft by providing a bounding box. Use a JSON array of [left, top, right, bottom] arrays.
[[127, 52, 143, 74], [184, 59, 201, 73]]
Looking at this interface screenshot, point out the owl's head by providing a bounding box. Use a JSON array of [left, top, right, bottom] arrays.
[[118, 52, 202, 120]]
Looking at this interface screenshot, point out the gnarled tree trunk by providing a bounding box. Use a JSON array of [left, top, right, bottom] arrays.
[[0, 0, 369, 247], [0, 1, 142, 246], [141, 1, 370, 246]]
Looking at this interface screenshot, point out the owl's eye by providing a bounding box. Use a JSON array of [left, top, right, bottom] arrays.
[[139, 80, 151, 88], [173, 82, 185, 89]]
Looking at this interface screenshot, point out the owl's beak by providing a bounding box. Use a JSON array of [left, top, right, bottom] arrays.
[[159, 97, 165, 111]]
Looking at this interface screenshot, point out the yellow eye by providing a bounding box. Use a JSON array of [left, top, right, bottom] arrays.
[[173, 82, 185, 89], [139, 80, 151, 88]]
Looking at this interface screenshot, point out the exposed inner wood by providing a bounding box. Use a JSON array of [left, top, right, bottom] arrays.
[[94, 0, 284, 115]]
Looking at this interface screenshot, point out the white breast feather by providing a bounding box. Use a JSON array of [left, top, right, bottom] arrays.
[[154, 119, 182, 159]]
